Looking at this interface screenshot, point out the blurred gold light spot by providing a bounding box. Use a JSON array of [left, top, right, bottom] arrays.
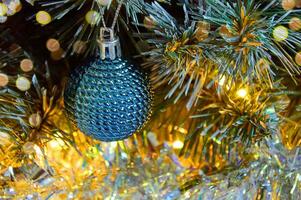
[[172, 140, 184, 149], [218, 76, 226, 86], [0, 73, 9, 87], [273, 26, 289, 42], [289, 17, 301, 31], [49, 138, 65, 150], [85, 10, 100, 25], [36, 11, 51, 25], [236, 88, 248, 98], [29, 113, 42, 127], [0, 3, 8, 16], [46, 38, 60, 52], [295, 51, 301, 66], [175, 127, 188, 134], [8, 1, 22, 14], [20, 59, 33, 72], [282, 0, 296, 10], [16, 76, 31, 91]]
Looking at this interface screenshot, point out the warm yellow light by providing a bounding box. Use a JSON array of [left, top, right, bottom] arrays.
[[36, 11, 51, 25], [20, 59, 34, 72], [236, 88, 248, 98], [295, 51, 301, 66], [282, 0, 296, 11], [49, 138, 65, 149], [0, 3, 8, 16], [46, 38, 60, 52], [218, 76, 226, 86], [0, 73, 9, 87], [174, 126, 188, 134], [85, 10, 100, 25], [289, 17, 301, 31], [8, 1, 22, 14], [172, 140, 184, 149], [16, 76, 31, 91], [273, 26, 289, 42]]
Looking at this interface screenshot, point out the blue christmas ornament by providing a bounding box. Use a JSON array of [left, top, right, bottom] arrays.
[[64, 28, 152, 141]]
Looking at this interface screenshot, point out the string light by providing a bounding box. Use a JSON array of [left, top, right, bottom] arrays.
[[85, 10, 100, 25], [295, 51, 301, 66], [46, 38, 60, 52], [20, 59, 33, 72], [0, 73, 9, 87], [172, 140, 184, 149], [236, 88, 248, 98], [48, 138, 66, 150], [289, 17, 301, 31], [281, 0, 296, 11], [16, 76, 31, 91], [7, 0, 22, 14], [273, 26, 289, 42], [218, 76, 226, 86], [0, 3, 8, 16], [36, 11, 51, 25]]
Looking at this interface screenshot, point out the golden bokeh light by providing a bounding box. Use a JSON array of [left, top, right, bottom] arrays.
[[46, 38, 60, 52], [16, 76, 31, 91], [0, 73, 9, 87], [172, 140, 184, 149], [273, 26, 289, 42], [282, 0, 296, 11], [0, 3, 8, 16], [289, 17, 301, 31], [36, 11, 51, 25], [236, 88, 248, 98], [295, 51, 301, 66], [20, 59, 33, 72], [85, 10, 100, 25]]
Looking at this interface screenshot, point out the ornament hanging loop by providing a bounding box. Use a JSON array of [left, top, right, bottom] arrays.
[[98, 27, 121, 60], [98, 0, 124, 60]]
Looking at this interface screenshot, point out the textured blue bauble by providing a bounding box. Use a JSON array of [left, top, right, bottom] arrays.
[[64, 58, 152, 141]]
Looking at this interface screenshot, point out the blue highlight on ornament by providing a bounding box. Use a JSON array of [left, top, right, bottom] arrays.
[[64, 58, 152, 142]]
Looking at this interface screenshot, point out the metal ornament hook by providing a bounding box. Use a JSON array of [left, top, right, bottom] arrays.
[[97, 27, 122, 60]]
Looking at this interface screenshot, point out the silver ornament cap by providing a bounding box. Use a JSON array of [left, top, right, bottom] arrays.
[[98, 27, 122, 60]]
